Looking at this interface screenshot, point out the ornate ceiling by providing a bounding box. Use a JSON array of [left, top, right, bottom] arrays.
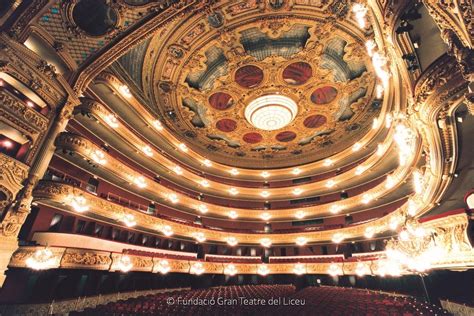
[[117, 2, 383, 168]]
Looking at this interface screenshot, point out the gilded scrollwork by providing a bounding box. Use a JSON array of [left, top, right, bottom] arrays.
[[9, 246, 64, 268], [0, 90, 48, 132], [10, 229, 473, 274], [61, 250, 112, 269]]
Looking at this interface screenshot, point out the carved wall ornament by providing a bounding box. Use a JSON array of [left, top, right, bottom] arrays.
[[0, 35, 66, 106], [8, 232, 474, 275], [207, 11, 225, 29], [61, 250, 112, 269], [269, 0, 286, 11], [414, 55, 462, 105], [0, 91, 49, 132]]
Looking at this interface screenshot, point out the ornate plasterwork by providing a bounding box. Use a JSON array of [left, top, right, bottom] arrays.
[[147, 3, 380, 168], [0, 91, 48, 133], [71, 1, 212, 94], [0, 154, 29, 212], [409, 54, 468, 219], [29, 0, 198, 67], [60, 249, 112, 270], [110, 253, 153, 272]]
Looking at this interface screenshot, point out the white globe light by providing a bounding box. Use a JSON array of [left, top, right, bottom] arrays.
[[245, 95, 298, 131]]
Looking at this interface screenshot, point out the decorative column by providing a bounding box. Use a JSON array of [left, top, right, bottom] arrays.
[[0, 100, 76, 286]]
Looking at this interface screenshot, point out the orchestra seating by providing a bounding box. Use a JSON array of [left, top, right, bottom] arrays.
[[74, 285, 295, 315], [72, 285, 449, 315], [276, 286, 449, 316]]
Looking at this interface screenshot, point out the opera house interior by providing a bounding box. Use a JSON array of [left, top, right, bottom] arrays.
[[0, 0, 472, 315]]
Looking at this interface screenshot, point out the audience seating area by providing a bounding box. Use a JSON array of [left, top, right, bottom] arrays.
[[269, 254, 345, 263], [345, 252, 385, 262], [205, 254, 262, 263], [277, 286, 449, 316], [42, 169, 397, 236], [123, 249, 196, 261], [73, 285, 449, 315]]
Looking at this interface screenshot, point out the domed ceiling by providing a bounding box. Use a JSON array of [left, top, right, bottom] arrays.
[[125, 2, 381, 168]]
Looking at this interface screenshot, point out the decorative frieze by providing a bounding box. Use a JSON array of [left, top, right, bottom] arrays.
[[8, 233, 473, 275], [60, 249, 112, 270]]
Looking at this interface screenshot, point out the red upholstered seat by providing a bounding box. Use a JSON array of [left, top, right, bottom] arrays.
[[72, 285, 449, 316]]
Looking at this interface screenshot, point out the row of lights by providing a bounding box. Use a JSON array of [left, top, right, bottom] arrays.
[[93, 120, 397, 206], [66, 187, 411, 247], [102, 104, 365, 184], [327, 260, 402, 277], [104, 111, 311, 179], [65, 191, 368, 246], [352, 3, 389, 100], [100, 111, 401, 209], [25, 247, 402, 277], [115, 84, 386, 182], [64, 190, 296, 226]]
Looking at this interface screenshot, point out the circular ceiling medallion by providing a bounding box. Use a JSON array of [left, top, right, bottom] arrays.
[[304, 115, 327, 128], [276, 131, 297, 142], [310, 86, 338, 105], [282, 62, 312, 85], [244, 95, 298, 131], [243, 132, 263, 144], [216, 119, 237, 132], [72, 0, 118, 36], [235, 65, 264, 88], [209, 92, 234, 110]]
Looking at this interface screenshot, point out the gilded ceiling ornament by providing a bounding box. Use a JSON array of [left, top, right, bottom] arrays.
[[168, 44, 185, 60], [327, 0, 350, 20], [268, 0, 286, 11], [207, 11, 225, 28], [259, 18, 293, 38], [143, 4, 380, 167]]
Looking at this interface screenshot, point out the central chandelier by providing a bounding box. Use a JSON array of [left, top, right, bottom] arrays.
[[245, 94, 298, 131]]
